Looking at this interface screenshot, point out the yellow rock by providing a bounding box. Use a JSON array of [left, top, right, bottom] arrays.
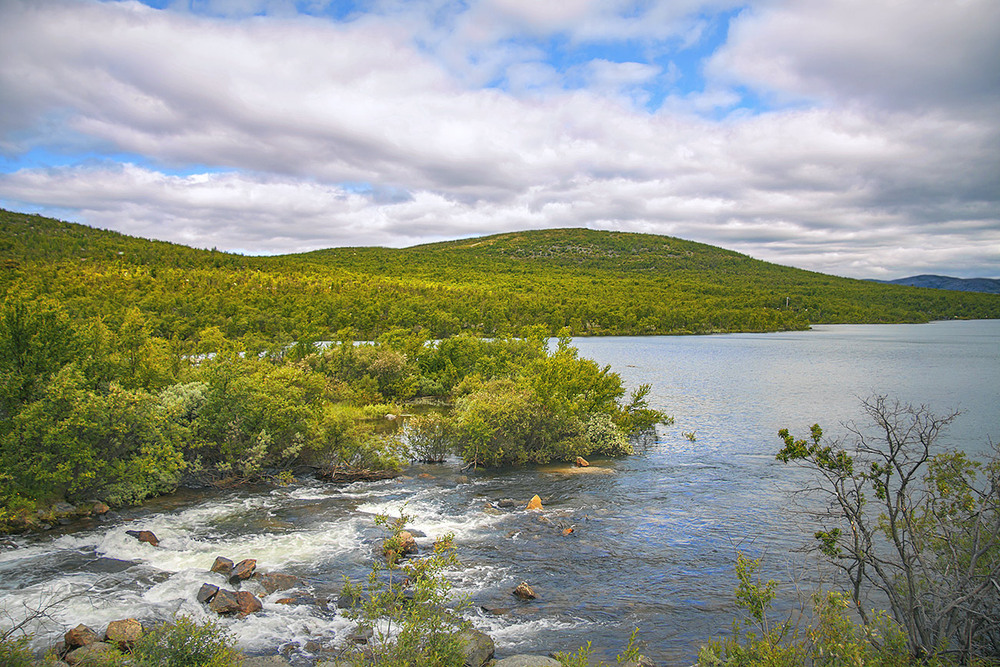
[[575, 456, 589, 467], [526, 495, 543, 510]]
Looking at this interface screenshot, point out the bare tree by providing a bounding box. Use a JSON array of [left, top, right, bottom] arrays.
[[777, 395, 1000, 661]]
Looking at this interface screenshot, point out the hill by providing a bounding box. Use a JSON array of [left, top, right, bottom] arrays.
[[2, 208, 999, 343], [878, 275, 1000, 294]]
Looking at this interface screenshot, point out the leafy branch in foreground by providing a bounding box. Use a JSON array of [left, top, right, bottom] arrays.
[[340, 511, 471, 666], [776, 396, 1000, 662]]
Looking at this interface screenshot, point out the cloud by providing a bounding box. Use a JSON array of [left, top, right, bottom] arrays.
[[708, 0, 1000, 114], [0, 0, 998, 279]]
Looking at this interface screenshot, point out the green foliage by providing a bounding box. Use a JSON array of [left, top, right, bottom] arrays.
[[74, 617, 243, 667], [554, 627, 644, 666], [4, 209, 998, 348], [698, 556, 919, 667], [129, 617, 242, 667], [340, 512, 470, 667], [0, 634, 34, 667], [776, 396, 1000, 662], [405, 412, 455, 463]]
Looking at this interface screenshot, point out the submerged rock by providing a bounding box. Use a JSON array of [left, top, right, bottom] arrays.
[[512, 582, 537, 600], [260, 572, 300, 595], [125, 529, 159, 547]]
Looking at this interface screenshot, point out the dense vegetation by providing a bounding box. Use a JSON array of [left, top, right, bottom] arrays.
[[3, 209, 999, 346]]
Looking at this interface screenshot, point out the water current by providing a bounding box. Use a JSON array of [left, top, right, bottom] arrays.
[[2, 321, 998, 664]]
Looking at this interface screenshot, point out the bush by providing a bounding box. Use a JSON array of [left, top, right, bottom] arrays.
[[340, 513, 470, 666], [406, 413, 455, 463], [776, 396, 1000, 661]]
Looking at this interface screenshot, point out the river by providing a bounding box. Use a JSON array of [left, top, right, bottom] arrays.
[[1, 320, 998, 664]]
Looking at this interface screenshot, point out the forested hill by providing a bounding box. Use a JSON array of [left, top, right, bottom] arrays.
[[3, 208, 999, 344]]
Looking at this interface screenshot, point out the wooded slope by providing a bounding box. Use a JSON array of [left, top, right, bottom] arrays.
[[3, 208, 998, 342]]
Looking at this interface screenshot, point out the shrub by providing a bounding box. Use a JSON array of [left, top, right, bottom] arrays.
[[340, 512, 470, 667]]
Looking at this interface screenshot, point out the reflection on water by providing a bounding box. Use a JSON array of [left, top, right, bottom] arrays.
[[1, 321, 997, 664]]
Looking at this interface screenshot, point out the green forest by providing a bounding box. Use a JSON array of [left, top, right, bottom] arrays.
[[1, 207, 998, 531]]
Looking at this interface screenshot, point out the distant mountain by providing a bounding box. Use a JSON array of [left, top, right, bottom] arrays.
[[879, 275, 1000, 294]]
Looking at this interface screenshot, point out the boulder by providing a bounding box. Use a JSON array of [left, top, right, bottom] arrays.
[[575, 456, 590, 467], [208, 589, 241, 615], [526, 495, 543, 511], [620, 658, 658, 667], [235, 590, 263, 615], [104, 618, 143, 649], [457, 627, 495, 667], [229, 558, 256, 584], [260, 572, 300, 595], [91, 502, 110, 515], [65, 642, 116, 666], [210, 556, 234, 575], [494, 656, 562, 667], [125, 529, 159, 547], [512, 582, 537, 600], [496, 498, 518, 508], [53, 502, 76, 514], [64, 624, 100, 649], [197, 583, 220, 604], [383, 531, 418, 560]]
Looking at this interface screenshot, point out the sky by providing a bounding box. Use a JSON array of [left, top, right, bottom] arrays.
[[0, 0, 998, 279]]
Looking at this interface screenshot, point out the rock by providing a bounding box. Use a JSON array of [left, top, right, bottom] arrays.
[[235, 590, 263, 615], [494, 656, 562, 667], [229, 558, 257, 584], [53, 502, 76, 514], [65, 642, 116, 666], [562, 527, 574, 536], [64, 624, 100, 649], [197, 583, 220, 603], [512, 582, 537, 600], [575, 456, 590, 467], [208, 589, 241, 614], [0, 538, 18, 550], [210, 556, 234, 575], [125, 529, 159, 547], [526, 495, 543, 511], [496, 498, 518, 508], [260, 572, 300, 595], [620, 658, 658, 667], [91, 502, 110, 515], [457, 627, 495, 667], [104, 618, 143, 649], [383, 531, 418, 560]]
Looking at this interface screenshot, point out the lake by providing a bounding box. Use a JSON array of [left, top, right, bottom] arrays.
[[1, 320, 997, 664]]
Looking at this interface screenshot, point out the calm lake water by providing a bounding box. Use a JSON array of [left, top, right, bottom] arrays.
[[2, 320, 997, 664]]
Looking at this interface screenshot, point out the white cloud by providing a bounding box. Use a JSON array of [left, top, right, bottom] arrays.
[[708, 0, 1000, 113], [0, 0, 998, 278]]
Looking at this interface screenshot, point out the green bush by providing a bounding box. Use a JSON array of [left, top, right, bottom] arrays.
[[340, 513, 470, 667]]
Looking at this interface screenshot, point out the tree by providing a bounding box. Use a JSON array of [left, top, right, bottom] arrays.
[[777, 396, 1000, 661]]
